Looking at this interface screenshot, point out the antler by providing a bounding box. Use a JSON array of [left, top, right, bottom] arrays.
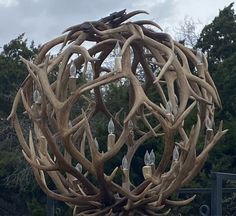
[[8, 9, 226, 215]]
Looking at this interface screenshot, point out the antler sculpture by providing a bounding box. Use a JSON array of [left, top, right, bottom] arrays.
[[8, 10, 227, 215]]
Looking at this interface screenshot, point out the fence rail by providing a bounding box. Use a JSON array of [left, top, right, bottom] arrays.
[[47, 172, 236, 216]]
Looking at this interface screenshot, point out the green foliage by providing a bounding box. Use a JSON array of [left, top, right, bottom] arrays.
[[214, 53, 236, 117], [197, 3, 236, 68], [27, 198, 46, 216], [0, 35, 41, 215], [223, 192, 236, 214], [184, 3, 236, 215], [0, 150, 19, 178], [0, 34, 38, 116], [195, 3, 236, 176]]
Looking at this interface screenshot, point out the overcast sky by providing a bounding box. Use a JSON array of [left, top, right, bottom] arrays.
[[0, 0, 235, 47]]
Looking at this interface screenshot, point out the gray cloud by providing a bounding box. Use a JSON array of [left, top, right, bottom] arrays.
[[149, 0, 177, 22], [0, 0, 172, 46], [0, 0, 235, 48]]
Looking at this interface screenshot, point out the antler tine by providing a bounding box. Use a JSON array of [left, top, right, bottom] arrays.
[[111, 10, 149, 26], [133, 20, 163, 31]]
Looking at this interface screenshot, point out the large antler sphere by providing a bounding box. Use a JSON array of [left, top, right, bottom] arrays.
[[8, 10, 227, 215]]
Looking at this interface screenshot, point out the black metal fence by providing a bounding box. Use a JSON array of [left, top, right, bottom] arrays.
[[211, 172, 236, 215], [178, 172, 236, 216], [47, 172, 236, 216]]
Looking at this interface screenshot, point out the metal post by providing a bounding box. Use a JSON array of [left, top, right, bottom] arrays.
[[47, 196, 55, 216], [211, 172, 222, 216]]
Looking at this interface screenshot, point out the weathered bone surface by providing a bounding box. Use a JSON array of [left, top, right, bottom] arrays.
[[8, 9, 227, 216]]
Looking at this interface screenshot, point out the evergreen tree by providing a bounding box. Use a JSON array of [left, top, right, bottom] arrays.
[[197, 3, 236, 69], [0, 34, 38, 116], [196, 3, 236, 119], [195, 5, 236, 214], [0, 35, 45, 215]]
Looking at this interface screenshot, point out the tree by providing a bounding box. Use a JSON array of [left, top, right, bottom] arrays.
[[196, 3, 236, 119], [197, 3, 236, 69], [195, 4, 236, 214], [0, 35, 43, 215], [174, 16, 202, 47], [0, 34, 38, 116]]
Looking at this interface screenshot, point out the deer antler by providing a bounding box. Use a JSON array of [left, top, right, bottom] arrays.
[[8, 9, 226, 216]]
